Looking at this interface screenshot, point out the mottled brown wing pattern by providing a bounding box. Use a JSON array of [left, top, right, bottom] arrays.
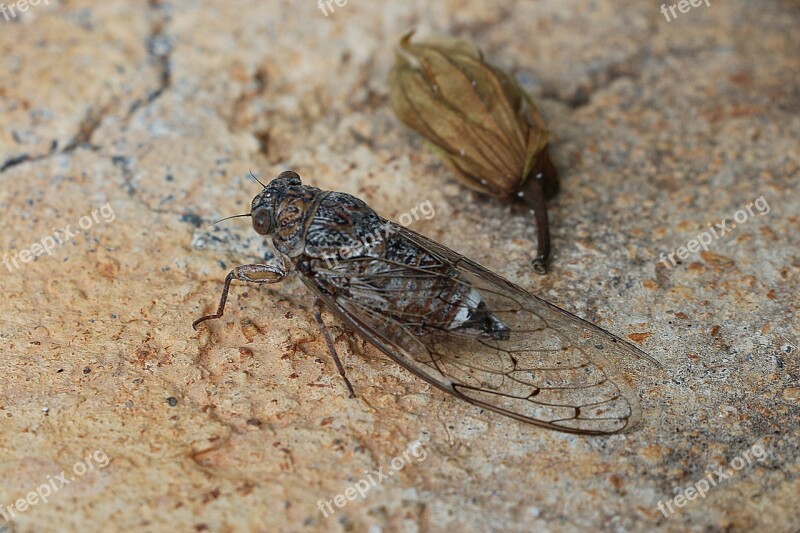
[[301, 223, 659, 435]]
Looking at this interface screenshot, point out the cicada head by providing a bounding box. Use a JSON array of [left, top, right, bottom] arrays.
[[250, 171, 321, 257], [250, 170, 302, 236]]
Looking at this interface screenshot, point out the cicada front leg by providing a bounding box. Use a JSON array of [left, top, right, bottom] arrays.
[[192, 264, 287, 330]]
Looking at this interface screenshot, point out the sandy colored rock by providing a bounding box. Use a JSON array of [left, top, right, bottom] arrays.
[[1, 1, 798, 532]]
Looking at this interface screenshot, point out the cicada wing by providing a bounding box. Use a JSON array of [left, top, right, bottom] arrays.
[[302, 223, 658, 434], [393, 225, 661, 367]]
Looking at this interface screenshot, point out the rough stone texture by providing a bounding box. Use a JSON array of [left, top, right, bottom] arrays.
[[1, 1, 798, 532]]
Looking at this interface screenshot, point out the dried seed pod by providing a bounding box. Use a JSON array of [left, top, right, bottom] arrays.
[[389, 31, 559, 273]]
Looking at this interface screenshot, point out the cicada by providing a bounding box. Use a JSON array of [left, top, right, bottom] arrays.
[[194, 171, 659, 435]]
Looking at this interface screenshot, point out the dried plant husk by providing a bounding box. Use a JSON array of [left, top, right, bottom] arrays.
[[389, 31, 559, 273]]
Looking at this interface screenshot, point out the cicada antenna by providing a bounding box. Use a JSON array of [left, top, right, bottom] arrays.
[[249, 170, 267, 188], [208, 212, 251, 228]]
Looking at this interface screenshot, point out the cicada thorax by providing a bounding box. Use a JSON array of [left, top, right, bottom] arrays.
[[301, 192, 390, 263], [296, 191, 510, 341]]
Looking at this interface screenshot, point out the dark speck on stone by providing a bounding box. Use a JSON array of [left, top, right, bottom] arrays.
[[165, 174, 174, 181], [83, 367, 91, 374], [181, 213, 203, 227], [167, 397, 178, 407]]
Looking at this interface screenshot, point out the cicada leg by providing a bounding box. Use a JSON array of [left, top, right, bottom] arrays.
[[313, 297, 356, 398], [192, 264, 287, 330]]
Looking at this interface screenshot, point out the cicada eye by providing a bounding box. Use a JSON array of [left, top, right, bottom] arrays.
[[252, 207, 273, 235]]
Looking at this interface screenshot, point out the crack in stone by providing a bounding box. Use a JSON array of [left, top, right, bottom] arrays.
[[63, 103, 116, 152], [0, 2, 173, 175], [540, 40, 716, 109], [225, 66, 272, 161], [252, 69, 271, 159], [0, 105, 111, 172], [104, 0, 178, 219], [0, 154, 31, 171], [110, 155, 185, 219], [137, 0, 173, 112], [540, 49, 650, 109]]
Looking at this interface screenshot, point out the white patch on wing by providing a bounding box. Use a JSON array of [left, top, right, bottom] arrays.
[[450, 287, 483, 329]]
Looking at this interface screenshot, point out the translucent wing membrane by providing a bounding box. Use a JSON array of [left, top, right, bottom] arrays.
[[302, 223, 658, 435]]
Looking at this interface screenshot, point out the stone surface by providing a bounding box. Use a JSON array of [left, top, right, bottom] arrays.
[[1, 1, 798, 532]]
